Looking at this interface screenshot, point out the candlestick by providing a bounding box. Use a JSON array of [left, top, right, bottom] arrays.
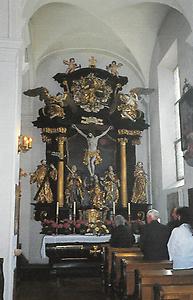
[[112, 201, 116, 215], [73, 201, 76, 216], [128, 202, 131, 216]]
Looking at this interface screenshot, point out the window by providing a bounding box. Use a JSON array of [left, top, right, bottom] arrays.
[[173, 66, 184, 181], [158, 41, 184, 188]]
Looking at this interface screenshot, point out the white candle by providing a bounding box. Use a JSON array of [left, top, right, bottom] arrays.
[[128, 202, 131, 215], [56, 201, 59, 217], [112, 202, 116, 215], [73, 201, 76, 216]]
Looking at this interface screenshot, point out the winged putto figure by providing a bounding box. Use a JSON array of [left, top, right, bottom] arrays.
[[106, 61, 123, 76]]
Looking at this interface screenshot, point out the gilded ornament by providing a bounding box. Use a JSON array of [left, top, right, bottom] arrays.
[[81, 116, 104, 125], [71, 73, 112, 112], [118, 129, 142, 136], [118, 92, 141, 121], [41, 128, 67, 134]]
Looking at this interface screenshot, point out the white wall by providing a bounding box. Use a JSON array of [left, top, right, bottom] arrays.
[[0, 41, 23, 300], [149, 9, 193, 222]]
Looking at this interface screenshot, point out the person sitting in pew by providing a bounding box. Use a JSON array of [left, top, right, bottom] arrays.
[[166, 207, 181, 233], [167, 206, 193, 269], [110, 215, 135, 248], [140, 209, 170, 260]]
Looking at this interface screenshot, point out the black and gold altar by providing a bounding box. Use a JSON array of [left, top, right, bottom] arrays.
[[25, 57, 150, 234]]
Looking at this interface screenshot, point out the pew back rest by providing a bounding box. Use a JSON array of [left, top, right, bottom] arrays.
[[121, 260, 172, 297], [154, 283, 193, 300], [105, 246, 141, 274]]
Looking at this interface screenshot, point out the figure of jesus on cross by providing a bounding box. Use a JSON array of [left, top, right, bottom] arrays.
[[72, 124, 113, 177]]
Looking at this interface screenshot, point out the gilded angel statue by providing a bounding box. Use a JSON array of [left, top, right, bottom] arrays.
[[110, 86, 154, 120], [24, 82, 76, 119], [118, 91, 140, 121], [106, 61, 123, 76]]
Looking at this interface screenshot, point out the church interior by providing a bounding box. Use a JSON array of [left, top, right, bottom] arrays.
[[2, 0, 193, 299]]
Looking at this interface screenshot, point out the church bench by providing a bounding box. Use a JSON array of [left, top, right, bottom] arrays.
[[120, 259, 172, 299], [103, 245, 141, 288], [153, 283, 193, 300], [111, 251, 144, 289], [135, 269, 193, 300]]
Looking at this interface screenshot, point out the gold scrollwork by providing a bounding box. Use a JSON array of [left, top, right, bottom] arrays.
[[117, 137, 128, 145], [41, 134, 52, 144], [118, 129, 142, 136], [41, 128, 67, 134]]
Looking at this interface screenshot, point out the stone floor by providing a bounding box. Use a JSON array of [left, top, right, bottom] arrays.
[[16, 276, 111, 300]]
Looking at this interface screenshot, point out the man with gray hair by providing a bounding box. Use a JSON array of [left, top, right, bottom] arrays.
[[140, 209, 170, 260]]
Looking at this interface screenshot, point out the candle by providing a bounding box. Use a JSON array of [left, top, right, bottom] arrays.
[[73, 201, 76, 216], [23, 136, 29, 148], [56, 201, 59, 217], [28, 137, 32, 148], [112, 201, 116, 215], [128, 202, 131, 215]]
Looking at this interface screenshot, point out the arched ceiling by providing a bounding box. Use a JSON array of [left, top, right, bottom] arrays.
[[22, 0, 192, 84]]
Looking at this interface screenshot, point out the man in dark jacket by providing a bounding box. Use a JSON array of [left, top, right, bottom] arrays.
[[110, 215, 135, 248], [140, 209, 170, 260]]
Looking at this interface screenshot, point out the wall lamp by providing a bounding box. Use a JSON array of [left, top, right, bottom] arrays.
[[18, 135, 32, 153]]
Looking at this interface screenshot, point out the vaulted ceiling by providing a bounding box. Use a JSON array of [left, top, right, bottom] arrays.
[[22, 0, 192, 83]]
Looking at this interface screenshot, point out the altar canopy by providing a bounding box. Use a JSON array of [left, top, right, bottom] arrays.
[[24, 57, 151, 233]]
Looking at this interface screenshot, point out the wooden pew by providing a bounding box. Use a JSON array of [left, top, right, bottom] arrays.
[[120, 259, 172, 299], [136, 269, 193, 300], [153, 283, 193, 300], [103, 246, 141, 288], [112, 251, 143, 288]]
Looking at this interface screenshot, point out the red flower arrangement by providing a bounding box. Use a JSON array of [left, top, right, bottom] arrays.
[[41, 219, 89, 235]]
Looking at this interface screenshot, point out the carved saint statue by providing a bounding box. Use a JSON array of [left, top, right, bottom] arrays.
[[72, 124, 112, 177], [65, 165, 84, 204], [103, 166, 120, 205], [30, 160, 57, 203], [131, 162, 148, 204], [90, 175, 105, 210]]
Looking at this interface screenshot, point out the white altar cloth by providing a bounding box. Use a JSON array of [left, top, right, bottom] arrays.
[[41, 234, 111, 258]]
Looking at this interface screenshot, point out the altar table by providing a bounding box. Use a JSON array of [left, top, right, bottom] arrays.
[[41, 234, 111, 259]]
